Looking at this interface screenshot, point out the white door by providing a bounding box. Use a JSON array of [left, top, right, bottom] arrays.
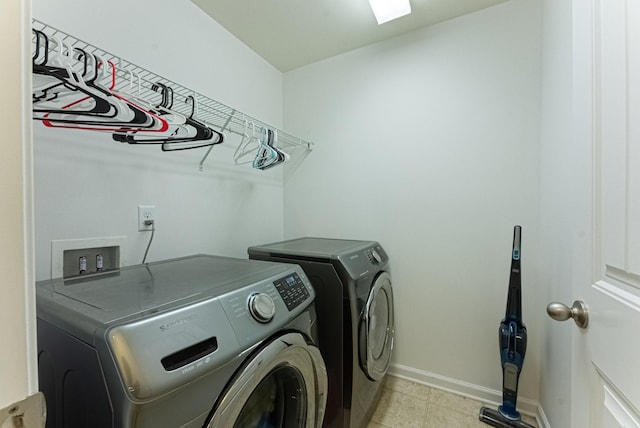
[[589, 0, 640, 424], [551, 1, 640, 426]]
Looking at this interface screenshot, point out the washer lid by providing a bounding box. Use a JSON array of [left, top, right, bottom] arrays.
[[36, 255, 295, 326]]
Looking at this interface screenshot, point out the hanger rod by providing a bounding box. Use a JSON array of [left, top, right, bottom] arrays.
[[31, 19, 313, 167]]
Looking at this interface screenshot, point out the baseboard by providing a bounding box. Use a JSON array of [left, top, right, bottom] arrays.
[[388, 363, 551, 428], [536, 405, 551, 428]]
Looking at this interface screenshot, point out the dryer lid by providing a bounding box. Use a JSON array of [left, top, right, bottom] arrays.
[[249, 237, 375, 259], [249, 237, 388, 280]]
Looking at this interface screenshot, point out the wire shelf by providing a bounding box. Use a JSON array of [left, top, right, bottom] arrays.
[[31, 18, 313, 170]]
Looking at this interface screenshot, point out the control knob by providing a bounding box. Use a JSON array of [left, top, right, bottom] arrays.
[[248, 293, 276, 323], [370, 249, 382, 264]]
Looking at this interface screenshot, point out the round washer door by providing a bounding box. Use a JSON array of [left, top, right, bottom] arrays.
[[206, 332, 327, 428], [361, 271, 395, 381]]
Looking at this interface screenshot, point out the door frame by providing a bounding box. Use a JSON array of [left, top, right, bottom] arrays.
[[569, 0, 595, 426], [0, 0, 37, 409]]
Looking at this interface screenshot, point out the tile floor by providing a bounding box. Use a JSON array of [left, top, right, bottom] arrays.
[[367, 376, 538, 428]]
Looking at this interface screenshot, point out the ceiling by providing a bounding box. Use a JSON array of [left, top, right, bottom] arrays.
[[191, 0, 509, 72]]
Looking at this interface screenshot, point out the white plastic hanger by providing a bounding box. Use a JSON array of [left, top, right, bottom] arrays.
[[234, 119, 262, 164]]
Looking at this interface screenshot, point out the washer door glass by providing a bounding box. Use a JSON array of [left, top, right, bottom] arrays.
[[234, 366, 304, 428], [207, 332, 327, 428], [361, 272, 395, 381]]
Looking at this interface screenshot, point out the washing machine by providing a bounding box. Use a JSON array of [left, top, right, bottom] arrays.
[[248, 238, 394, 428], [36, 254, 327, 428]]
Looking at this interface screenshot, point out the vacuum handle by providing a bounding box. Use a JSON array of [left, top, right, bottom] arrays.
[[512, 225, 521, 260], [505, 225, 522, 321]]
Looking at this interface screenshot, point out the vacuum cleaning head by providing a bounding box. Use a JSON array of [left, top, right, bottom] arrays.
[[479, 406, 536, 428]]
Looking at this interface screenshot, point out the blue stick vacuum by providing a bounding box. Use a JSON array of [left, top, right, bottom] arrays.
[[479, 226, 535, 428]]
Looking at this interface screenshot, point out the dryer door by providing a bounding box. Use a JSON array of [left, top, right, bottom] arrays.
[[206, 332, 327, 428], [361, 271, 395, 381]]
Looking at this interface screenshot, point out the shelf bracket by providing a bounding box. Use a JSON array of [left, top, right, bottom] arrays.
[[199, 109, 235, 171]]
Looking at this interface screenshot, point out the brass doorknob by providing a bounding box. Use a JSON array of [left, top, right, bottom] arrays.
[[546, 300, 589, 329]]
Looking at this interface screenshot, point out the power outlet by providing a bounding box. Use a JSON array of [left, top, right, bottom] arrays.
[[138, 205, 156, 231]]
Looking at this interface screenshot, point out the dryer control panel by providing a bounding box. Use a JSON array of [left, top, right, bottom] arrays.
[[339, 244, 389, 280]]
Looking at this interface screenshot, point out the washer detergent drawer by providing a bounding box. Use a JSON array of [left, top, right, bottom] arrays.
[[107, 297, 240, 401]]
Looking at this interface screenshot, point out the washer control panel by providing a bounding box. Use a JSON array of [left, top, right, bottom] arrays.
[[273, 272, 310, 311], [216, 266, 314, 349]]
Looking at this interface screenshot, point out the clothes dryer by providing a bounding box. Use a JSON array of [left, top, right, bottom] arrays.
[[36, 254, 327, 428], [248, 238, 395, 428]]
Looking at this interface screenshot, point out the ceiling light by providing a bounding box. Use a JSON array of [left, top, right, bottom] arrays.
[[368, 0, 411, 25]]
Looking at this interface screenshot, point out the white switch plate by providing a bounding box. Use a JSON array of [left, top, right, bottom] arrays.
[[138, 205, 156, 231]]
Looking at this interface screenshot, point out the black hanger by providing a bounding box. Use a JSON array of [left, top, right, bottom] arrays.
[[32, 38, 120, 117], [32, 33, 222, 152], [113, 83, 224, 151], [34, 45, 169, 132]]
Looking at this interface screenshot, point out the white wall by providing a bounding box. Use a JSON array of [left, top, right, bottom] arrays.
[[283, 0, 543, 403], [538, 0, 574, 425], [32, 0, 286, 280]]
